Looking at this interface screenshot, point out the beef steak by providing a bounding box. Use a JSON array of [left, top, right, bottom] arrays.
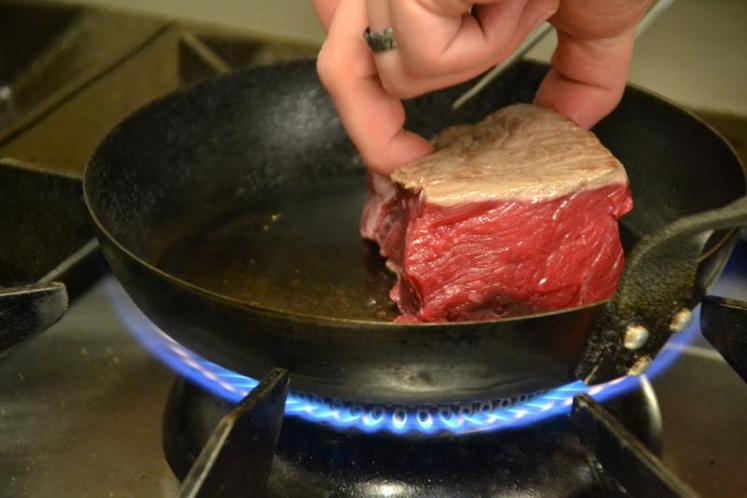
[[361, 104, 633, 322]]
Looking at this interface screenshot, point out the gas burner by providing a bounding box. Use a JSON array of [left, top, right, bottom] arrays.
[[106, 278, 696, 436], [163, 372, 664, 497]]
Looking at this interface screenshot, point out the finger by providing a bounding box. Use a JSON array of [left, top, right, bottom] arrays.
[[367, 0, 445, 98], [366, 0, 391, 29], [367, 0, 481, 98], [312, 0, 340, 31], [389, 0, 557, 77], [317, 0, 432, 174], [416, 0, 476, 17], [534, 31, 636, 128], [366, 0, 556, 98], [535, 0, 651, 128]]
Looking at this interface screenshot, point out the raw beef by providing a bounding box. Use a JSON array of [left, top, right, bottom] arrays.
[[361, 104, 633, 322]]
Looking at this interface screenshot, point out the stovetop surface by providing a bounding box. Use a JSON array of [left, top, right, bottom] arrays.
[[0, 247, 745, 498]]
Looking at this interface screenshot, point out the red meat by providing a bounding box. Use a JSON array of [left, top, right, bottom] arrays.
[[361, 104, 633, 322]]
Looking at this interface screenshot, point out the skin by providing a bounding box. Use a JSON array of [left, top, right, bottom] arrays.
[[313, 0, 652, 175]]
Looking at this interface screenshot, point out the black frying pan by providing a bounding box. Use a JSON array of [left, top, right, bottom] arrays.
[[84, 60, 747, 405]]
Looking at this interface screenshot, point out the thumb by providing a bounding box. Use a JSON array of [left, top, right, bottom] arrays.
[[534, 0, 651, 128], [534, 30, 636, 128]]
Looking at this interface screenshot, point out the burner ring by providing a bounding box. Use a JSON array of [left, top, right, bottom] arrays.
[[107, 279, 693, 435], [289, 390, 546, 428]]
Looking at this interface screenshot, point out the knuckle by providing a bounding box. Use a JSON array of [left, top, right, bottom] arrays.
[[379, 71, 418, 99], [417, 0, 471, 16], [400, 48, 444, 78], [315, 45, 339, 90]]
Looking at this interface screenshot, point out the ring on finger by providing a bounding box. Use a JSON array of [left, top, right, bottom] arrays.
[[363, 26, 397, 53]]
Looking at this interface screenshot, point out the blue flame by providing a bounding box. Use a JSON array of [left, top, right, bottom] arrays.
[[105, 278, 695, 435]]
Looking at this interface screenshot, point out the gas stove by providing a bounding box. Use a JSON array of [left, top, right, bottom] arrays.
[[2, 256, 746, 497], [0, 3, 746, 497]]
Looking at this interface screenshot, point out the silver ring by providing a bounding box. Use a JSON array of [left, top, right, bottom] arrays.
[[364, 27, 397, 53]]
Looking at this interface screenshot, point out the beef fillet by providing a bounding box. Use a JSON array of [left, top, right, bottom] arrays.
[[361, 104, 633, 322]]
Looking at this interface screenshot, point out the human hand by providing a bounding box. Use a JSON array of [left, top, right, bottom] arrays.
[[313, 0, 652, 175]]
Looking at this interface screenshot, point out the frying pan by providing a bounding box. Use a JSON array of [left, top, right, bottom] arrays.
[[84, 60, 747, 405]]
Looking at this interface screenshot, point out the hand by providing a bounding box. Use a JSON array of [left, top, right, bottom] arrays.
[[313, 0, 652, 175]]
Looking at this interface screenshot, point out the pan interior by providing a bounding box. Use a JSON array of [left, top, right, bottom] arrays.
[[88, 60, 746, 326], [158, 172, 401, 320]]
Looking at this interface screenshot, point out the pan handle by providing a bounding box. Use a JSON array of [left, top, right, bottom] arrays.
[[577, 195, 747, 384], [0, 282, 68, 357]]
